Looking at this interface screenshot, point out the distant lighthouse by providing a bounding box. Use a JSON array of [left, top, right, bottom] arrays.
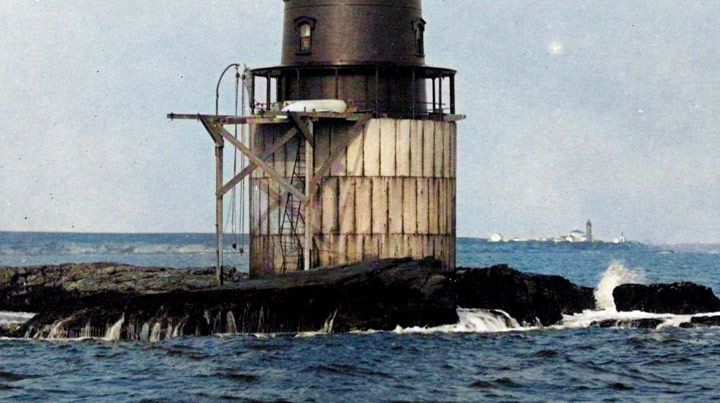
[[586, 220, 593, 243]]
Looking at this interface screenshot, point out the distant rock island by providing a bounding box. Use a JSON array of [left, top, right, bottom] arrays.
[[489, 219, 629, 244]]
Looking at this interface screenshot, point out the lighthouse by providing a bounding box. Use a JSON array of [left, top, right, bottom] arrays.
[[170, 0, 463, 280]]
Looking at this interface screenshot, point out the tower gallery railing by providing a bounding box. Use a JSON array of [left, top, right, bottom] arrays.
[[248, 64, 457, 118]]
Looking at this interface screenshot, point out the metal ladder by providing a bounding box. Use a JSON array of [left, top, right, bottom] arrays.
[[279, 137, 306, 273]]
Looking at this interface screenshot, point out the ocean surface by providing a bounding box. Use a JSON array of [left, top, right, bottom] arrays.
[[1, 232, 720, 401]]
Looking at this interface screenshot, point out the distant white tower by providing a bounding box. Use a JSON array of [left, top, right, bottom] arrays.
[[586, 220, 593, 243]]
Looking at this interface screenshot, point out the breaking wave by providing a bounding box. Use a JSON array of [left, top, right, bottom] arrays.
[[394, 309, 532, 334], [593, 261, 646, 311], [394, 263, 720, 334]]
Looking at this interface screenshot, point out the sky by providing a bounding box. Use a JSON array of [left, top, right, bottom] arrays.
[[1, 0, 718, 244]]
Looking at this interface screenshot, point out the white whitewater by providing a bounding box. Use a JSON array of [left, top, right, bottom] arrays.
[[149, 322, 163, 342], [47, 318, 69, 339], [172, 321, 184, 339], [104, 315, 125, 341], [226, 311, 238, 334], [593, 261, 646, 311], [394, 263, 720, 334], [80, 322, 92, 339], [558, 262, 685, 329], [394, 308, 531, 334], [295, 309, 340, 337], [140, 322, 150, 341], [322, 309, 338, 333]]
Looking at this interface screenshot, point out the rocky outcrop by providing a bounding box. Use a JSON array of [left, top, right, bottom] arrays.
[[680, 315, 720, 328], [15, 259, 600, 339], [13, 260, 720, 340], [0, 263, 245, 312], [454, 265, 595, 326], [614, 282, 720, 314], [20, 258, 457, 339]]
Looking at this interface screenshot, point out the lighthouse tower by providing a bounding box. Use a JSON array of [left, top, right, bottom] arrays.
[[243, 0, 462, 278], [170, 0, 463, 280]]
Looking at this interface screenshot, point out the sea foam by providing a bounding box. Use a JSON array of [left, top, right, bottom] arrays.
[[393, 263, 719, 334]]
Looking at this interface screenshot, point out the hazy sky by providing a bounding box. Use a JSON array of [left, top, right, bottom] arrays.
[[1, 1, 718, 243]]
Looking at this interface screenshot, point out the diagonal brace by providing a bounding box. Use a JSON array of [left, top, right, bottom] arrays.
[[200, 117, 308, 202], [289, 112, 314, 144], [217, 127, 298, 196], [199, 114, 223, 144]]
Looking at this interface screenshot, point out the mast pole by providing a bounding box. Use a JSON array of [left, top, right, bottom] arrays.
[[215, 139, 225, 285]]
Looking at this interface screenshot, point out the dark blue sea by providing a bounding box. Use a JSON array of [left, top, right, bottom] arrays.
[[1, 232, 720, 401]]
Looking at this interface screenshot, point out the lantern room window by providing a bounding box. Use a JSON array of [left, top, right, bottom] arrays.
[[412, 18, 426, 57], [294, 17, 316, 55], [300, 24, 312, 52]]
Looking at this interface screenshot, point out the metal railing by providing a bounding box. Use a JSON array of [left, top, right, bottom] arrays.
[[247, 64, 457, 119]]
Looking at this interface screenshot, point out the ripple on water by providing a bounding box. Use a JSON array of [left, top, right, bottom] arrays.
[[495, 377, 520, 387], [0, 370, 41, 382], [306, 364, 394, 379], [468, 380, 493, 388], [246, 343, 282, 352], [161, 348, 212, 361], [216, 372, 260, 383], [531, 349, 560, 358], [643, 356, 692, 366], [609, 382, 634, 391]]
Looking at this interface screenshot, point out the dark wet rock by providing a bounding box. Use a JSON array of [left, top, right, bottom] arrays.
[[11, 260, 603, 339], [0, 323, 20, 338], [590, 318, 664, 329], [614, 282, 720, 314], [0, 263, 246, 312], [679, 315, 720, 328], [19, 257, 458, 339], [454, 265, 595, 326], [10, 258, 720, 340]]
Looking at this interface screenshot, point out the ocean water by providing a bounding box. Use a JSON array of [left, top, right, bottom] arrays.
[[1, 232, 720, 401]]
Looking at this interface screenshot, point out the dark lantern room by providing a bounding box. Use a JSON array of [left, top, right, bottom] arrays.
[[249, 0, 457, 118]]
